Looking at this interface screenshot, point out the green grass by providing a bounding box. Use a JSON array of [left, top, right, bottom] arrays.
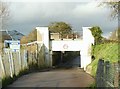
[[2, 76, 13, 88], [2, 68, 29, 88], [89, 43, 119, 76], [88, 82, 97, 89]]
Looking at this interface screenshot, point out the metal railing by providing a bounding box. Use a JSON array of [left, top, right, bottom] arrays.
[[50, 31, 82, 40]]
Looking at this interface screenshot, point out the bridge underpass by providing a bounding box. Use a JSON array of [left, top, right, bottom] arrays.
[[50, 40, 82, 68], [52, 51, 81, 68]]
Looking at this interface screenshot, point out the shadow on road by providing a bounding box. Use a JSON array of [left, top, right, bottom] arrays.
[[55, 56, 81, 69]]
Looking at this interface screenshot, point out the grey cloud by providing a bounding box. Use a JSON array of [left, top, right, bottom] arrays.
[[7, 2, 118, 37]]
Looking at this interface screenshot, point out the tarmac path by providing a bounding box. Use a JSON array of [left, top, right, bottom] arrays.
[[8, 56, 94, 87]]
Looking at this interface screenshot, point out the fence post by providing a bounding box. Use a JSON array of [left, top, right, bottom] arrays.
[[96, 59, 104, 87], [113, 62, 119, 87], [10, 51, 14, 76], [105, 61, 110, 87], [118, 61, 120, 88], [18, 51, 21, 71], [0, 54, 2, 89], [24, 50, 28, 68], [0, 54, 5, 78], [100, 59, 104, 87], [8, 51, 13, 77]]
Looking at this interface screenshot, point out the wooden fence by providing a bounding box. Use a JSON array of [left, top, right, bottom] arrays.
[[0, 50, 29, 78], [0, 43, 48, 88], [96, 59, 120, 88]]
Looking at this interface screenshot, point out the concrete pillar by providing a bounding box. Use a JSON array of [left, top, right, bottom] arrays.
[[81, 27, 94, 70], [36, 27, 51, 67], [49, 51, 53, 67], [80, 51, 84, 68]]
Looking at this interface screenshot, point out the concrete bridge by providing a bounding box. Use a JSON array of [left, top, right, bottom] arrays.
[[35, 26, 94, 70]]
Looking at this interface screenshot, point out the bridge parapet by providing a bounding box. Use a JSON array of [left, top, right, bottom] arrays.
[[51, 40, 83, 51]]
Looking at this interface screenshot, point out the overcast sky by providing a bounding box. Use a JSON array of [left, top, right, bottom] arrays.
[[5, 0, 118, 38]]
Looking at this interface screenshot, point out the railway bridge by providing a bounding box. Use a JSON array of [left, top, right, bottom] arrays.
[[35, 27, 94, 70]]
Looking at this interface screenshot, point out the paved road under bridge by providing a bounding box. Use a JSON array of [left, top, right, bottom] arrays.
[[8, 57, 95, 87]]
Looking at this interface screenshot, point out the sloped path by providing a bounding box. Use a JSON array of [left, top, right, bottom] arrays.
[[8, 68, 94, 87]]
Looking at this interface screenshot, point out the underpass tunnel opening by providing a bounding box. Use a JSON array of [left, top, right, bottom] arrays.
[[52, 51, 61, 66], [52, 51, 81, 67]]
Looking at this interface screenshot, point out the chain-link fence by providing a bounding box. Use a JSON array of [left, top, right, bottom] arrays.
[[96, 59, 120, 88]]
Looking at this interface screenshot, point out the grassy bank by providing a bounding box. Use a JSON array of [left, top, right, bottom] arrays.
[[89, 43, 119, 76]]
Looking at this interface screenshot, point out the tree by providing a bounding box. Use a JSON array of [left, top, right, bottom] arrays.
[[90, 26, 103, 45], [48, 22, 72, 38], [0, 1, 9, 29], [109, 27, 120, 41], [20, 29, 37, 44], [98, 0, 119, 19]]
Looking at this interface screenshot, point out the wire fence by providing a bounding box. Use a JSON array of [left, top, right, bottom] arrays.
[[96, 59, 120, 88]]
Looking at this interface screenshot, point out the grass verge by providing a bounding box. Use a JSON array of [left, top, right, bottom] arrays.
[[88, 43, 119, 76]]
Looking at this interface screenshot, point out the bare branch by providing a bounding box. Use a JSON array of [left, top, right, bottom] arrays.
[[0, 1, 9, 29], [97, 0, 119, 20]]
